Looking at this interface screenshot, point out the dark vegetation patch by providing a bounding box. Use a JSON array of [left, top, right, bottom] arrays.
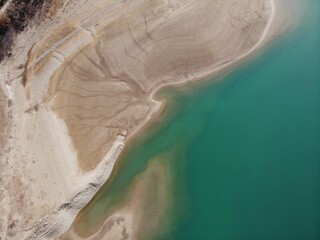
[[0, 0, 8, 8], [0, 0, 54, 61]]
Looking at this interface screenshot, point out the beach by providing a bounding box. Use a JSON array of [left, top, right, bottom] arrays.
[[0, 0, 291, 239], [68, 0, 320, 239]]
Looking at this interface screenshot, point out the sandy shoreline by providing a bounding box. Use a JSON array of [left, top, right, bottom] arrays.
[[0, 0, 295, 239], [61, 0, 283, 239]]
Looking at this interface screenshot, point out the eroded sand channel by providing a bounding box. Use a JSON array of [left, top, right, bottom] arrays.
[[49, 0, 272, 170]]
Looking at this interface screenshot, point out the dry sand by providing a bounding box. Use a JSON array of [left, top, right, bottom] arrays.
[[0, 0, 291, 239]]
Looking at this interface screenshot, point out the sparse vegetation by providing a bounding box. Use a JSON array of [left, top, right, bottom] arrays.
[[0, 0, 54, 61]]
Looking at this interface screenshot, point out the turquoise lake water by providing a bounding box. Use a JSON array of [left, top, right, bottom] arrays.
[[77, 0, 320, 239]]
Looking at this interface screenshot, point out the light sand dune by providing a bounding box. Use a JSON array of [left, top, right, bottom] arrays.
[[0, 0, 292, 239]]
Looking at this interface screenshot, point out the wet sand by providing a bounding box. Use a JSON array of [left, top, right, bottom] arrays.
[[63, 156, 171, 240]]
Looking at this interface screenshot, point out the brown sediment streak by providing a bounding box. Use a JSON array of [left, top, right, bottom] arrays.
[[22, 43, 36, 87], [0, 84, 8, 148]]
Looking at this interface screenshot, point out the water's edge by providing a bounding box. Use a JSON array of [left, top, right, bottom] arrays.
[[73, 0, 320, 239]]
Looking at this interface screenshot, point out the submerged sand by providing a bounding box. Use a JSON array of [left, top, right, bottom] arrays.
[[0, 0, 291, 239], [64, 157, 171, 240]]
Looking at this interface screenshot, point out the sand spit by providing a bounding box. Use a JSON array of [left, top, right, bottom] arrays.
[[63, 158, 170, 240], [0, 0, 287, 239]]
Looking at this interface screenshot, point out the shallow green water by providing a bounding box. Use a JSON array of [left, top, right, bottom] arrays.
[[77, 1, 320, 239]]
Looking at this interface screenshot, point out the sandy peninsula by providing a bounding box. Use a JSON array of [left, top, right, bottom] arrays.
[[0, 0, 291, 239]]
